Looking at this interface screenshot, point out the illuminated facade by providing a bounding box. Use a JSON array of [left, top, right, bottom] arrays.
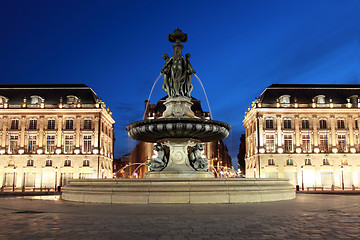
[[124, 97, 233, 178], [0, 84, 115, 190], [244, 84, 360, 189]]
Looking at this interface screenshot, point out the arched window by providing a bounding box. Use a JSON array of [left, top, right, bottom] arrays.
[[0, 96, 8, 104], [323, 159, 330, 165], [46, 159, 52, 167], [64, 160, 71, 167], [279, 95, 290, 107], [268, 159, 275, 166], [30, 95, 43, 105], [349, 95, 358, 106], [83, 160, 90, 167], [66, 95, 78, 104], [315, 95, 326, 105], [305, 159, 312, 165], [27, 159, 34, 166], [286, 159, 293, 166]]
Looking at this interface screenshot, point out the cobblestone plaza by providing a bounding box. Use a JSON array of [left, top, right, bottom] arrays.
[[0, 194, 358, 239]]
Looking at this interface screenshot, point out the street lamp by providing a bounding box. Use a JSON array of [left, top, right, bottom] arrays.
[[12, 167, 16, 192], [301, 166, 304, 190], [54, 167, 58, 192], [341, 165, 344, 190], [101, 168, 105, 179], [254, 167, 257, 178]]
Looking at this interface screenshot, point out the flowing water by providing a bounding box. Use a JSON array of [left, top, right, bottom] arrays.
[[210, 165, 220, 178], [194, 74, 213, 119], [143, 74, 162, 119]]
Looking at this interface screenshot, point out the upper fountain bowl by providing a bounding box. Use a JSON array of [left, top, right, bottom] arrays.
[[126, 118, 231, 143]]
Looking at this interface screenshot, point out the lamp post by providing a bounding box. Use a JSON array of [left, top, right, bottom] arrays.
[[12, 167, 16, 192], [341, 165, 344, 190], [254, 167, 257, 178], [101, 168, 105, 179], [301, 166, 304, 190], [54, 167, 58, 192]]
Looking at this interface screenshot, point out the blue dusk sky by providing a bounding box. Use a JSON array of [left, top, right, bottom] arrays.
[[1, 0, 359, 167]]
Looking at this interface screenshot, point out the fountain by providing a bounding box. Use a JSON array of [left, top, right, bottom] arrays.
[[62, 28, 295, 204]]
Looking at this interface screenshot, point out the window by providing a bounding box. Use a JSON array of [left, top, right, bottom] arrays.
[[28, 135, 36, 152], [302, 134, 311, 152], [286, 159, 293, 166], [315, 95, 325, 104], [305, 159, 312, 165], [47, 119, 55, 130], [83, 160, 90, 167], [29, 120, 37, 130], [64, 135, 73, 153], [11, 119, 19, 130], [27, 159, 34, 166], [349, 95, 358, 106], [66, 95, 78, 104], [323, 159, 330, 165], [302, 120, 309, 129], [338, 134, 346, 152], [268, 159, 275, 166], [65, 120, 73, 130], [265, 119, 274, 129], [319, 120, 327, 129], [337, 120, 345, 129], [84, 120, 92, 130], [284, 135, 293, 152], [10, 135, 18, 152], [265, 135, 275, 152], [319, 134, 328, 151], [64, 160, 71, 167], [279, 95, 290, 104], [30, 95, 42, 104], [284, 120, 291, 129], [341, 159, 348, 165], [83, 135, 92, 153], [355, 120, 358, 130], [45, 159, 52, 167], [47, 135, 55, 153]]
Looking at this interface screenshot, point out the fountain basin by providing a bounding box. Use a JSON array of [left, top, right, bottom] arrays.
[[62, 178, 295, 204], [126, 118, 231, 143]]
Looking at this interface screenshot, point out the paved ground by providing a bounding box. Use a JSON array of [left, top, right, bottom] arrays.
[[0, 193, 359, 240]]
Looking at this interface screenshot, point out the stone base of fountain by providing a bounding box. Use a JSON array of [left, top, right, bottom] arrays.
[[62, 178, 296, 204], [162, 97, 194, 118]]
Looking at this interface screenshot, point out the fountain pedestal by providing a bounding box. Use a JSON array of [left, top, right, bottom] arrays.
[[145, 138, 213, 179], [162, 97, 195, 118]]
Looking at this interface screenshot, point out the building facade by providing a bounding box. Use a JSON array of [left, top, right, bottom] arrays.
[[244, 84, 360, 189], [0, 84, 115, 191], [122, 97, 233, 178]]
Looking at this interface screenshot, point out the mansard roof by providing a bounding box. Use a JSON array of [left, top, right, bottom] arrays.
[[0, 84, 98, 105], [260, 84, 360, 104]]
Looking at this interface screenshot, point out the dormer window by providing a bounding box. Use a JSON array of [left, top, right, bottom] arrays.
[[349, 95, 358, 107], [315, 95, 326, 105], [279, 95, 290, 107], [0, 96, 8, 104], [30, 95, 43, 104], [66, 95, 78, 104]]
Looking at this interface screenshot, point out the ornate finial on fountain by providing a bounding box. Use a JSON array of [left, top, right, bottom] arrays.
[[168, 27, 188, 43]]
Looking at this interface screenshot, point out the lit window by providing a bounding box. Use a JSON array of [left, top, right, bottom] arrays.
[[27, 159, 34, 166], [84, 120, 92, 130], [29, 120, 37, 130], [302, 120, 309, 129], [338, 134, 346, 152], [279, 95, 290, 104], [11, 119, 19, 130], [83, 135, 92, 153], [83, 160, 90, 167], [355, 120, 358, 130], [28, 135, 36, 153], [45, 160, 52, 167], [64, 135, 73, 153], [47, 119, 55, 130], [337, 120, 345, 129], [66, 95, 78, 104], [47, 135, 55, 153], [319, 134, 328, 151], [286, 159, 293, 166], [64, 160, 71, 167], [302, 134, 311, 152], [10, 135, 18, 152], [341, 159, 348, 165], [268, 159, 275, 166], [65, 120, 73, 130], [349, 95, 358, 106], [319, 120, 327, 129], [305, 159, 311, 165], [284, 135, 293, 152], [315, 95, 326, 105], [265, 119, 274, 129], [30, 95, 42, 104], [265, 135, 275, 153], [284, 120, 291, 129], [323, 159, 330, 165]]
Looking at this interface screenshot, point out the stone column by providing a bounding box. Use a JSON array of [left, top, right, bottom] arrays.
[[20, 116, 26, 148], [94, 116, 99, 149], [57, 116, 62, 148], [2, 117, 7, 148], [295, 115, 300, 147], [258, 116, 264, 148], [75, 116, 81, 148], [330, 116, 336, 148], [277, 116, 283, 153], [312, 116, 318, 147], [38, 116, 44, 148], [348, 116, 354, 147]]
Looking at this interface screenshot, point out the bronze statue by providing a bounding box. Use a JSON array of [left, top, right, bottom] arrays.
[[161, 28, 195, 98], [149, 143, 168, 171], [189, 143, 209, 171]]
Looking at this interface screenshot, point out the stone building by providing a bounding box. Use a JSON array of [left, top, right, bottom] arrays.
[[124, 96, 232, 178], [0, 84, 115, 191], [244, 84, 360, 189]]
